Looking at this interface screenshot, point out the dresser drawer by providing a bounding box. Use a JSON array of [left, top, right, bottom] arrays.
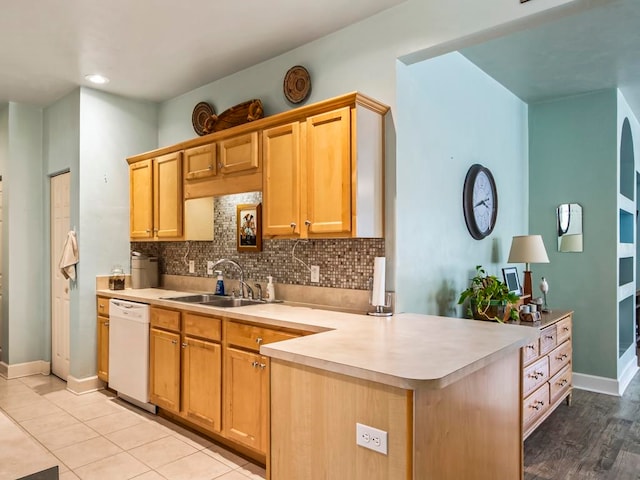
[[539, 324, 557, 355], [97, 297, 110, 316], [150, 307, 181, 332], [523, 384, 550, 428], [522, 340, 540, 366], [184, 313, 222, 342], [523, 356, 549, 397], [549, 341, 572, 377], [549, 365, 572, 403], [226, 321, 298, 352], [556, 316, 572, 345]]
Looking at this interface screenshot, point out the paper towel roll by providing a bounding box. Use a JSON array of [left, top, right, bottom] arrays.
[[372, 257, 386, 307]]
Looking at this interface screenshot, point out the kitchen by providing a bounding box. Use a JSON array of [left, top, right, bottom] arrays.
[[2, 0, 640, 479]]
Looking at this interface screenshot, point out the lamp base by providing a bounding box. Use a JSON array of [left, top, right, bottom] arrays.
[[523, 270, 532, 300]]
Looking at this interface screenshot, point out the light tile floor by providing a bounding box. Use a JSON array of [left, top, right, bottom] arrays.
[[0, 374, 266, 480]]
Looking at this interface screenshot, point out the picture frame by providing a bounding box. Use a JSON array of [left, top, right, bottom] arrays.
[[502, 266, 522, 296], [236, 203, 262, 252]]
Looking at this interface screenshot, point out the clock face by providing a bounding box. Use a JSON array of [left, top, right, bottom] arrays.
[[463, 164, 498, 240]]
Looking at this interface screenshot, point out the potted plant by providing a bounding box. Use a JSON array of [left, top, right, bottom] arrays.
[[458, 265, 519, 322]]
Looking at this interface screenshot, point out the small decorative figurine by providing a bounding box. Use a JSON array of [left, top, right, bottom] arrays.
[[539, 277, 551, 313]]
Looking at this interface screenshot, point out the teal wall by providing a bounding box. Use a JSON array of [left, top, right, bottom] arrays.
[[0, 105, 7, 360], [529, 90, 618, 379], [5, 104, 45, 364], [396, 52, 528, 315]]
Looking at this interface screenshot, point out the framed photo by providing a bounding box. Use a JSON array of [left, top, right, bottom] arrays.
[[502, 266, 522, 296], [237, 203, 262, 252]]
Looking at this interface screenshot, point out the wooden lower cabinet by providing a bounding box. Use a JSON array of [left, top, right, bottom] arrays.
[[96, 296, 110, 382], [223, 347, 269, 453], [149, 327, 181, 412], [182, 336, 222, 432]]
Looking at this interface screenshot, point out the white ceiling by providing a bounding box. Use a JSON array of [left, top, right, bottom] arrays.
[[460, 0, 640, 118], [0, 0, 404, 106]]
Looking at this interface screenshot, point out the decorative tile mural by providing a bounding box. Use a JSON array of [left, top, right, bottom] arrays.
[[131, 192, 385, 290]]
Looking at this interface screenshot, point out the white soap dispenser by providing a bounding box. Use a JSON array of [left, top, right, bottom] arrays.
[[266, 276, 275, 302]]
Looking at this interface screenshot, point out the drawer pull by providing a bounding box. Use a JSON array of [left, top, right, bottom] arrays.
[[556, 353, 569, 360], [182, 343, 188, 349], [531, 400, 545, 410], [99, 305, 105, 310], [259, 363, 266, 369], [526, 345, 536, 350], [545, 335, 554, 340], [563, 327, 570, 332], [104, 321, 109, 326], [251, 361, 259, 368], [256, 337, 263, 345], [171, 339, 178, 345], [558, 379, 568, 387], [290, 222, 297, 230]]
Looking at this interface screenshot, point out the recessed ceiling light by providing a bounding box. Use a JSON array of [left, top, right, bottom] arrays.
[[85, 74, 110, 85]]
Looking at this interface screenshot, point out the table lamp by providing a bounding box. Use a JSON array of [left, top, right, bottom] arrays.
[[507, 235, 550, 299]]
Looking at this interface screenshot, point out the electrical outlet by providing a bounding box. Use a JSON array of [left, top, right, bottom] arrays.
[[356, 423, 388, 455], [310, 265, 320, 283], [207, 261, 215, 275], [188, 260, 195, 273]]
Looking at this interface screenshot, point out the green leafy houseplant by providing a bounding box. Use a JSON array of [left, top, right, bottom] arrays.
[[458, 265, 520, 322]]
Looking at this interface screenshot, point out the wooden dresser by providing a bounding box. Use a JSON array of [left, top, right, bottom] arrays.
[[512, 310, 573, 439]]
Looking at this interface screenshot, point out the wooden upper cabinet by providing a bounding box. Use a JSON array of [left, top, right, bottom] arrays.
[[129, 152, 183, 241], [184, 144, 216, 181], [305, 107, 352, 236], [130, 159, 154, 239], [219, 132, 259, 175], [262, 122, 301, 236]]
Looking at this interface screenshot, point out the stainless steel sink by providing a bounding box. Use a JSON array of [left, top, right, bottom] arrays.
[[163, 294, 265, 308]]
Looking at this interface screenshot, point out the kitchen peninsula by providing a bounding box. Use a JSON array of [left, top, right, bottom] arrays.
[[96, 287, 538, 480]]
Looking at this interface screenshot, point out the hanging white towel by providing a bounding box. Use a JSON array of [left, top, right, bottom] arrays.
[[58, 230, 78, 281]]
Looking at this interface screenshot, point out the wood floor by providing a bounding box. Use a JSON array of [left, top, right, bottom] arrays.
[[524, 370, 640, 480]]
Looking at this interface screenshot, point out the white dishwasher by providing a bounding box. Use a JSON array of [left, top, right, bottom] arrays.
[[109, 299, 156, 413]]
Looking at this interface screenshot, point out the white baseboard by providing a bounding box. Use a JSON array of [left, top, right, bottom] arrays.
[[573, 364, 640, 397], [0, 360, 50, 379], [67, 375, 105, 394]]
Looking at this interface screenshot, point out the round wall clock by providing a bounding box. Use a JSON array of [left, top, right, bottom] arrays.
[[462, 164, 498, 240]]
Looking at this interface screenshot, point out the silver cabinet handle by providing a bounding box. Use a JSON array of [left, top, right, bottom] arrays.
[[259, 363, 266, 369], [256, 337, 263, 345], [208, 165, 213, 170], [182, 343, 188, 349], [304, 220, 311, 227], [171, 339, 177, 345], [290, 222, 297, 231], [251, 361, 259, 368], [104, 321, 109, 327]]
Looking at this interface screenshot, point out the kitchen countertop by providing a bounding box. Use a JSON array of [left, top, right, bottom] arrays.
[[97, 287, 539, 390]]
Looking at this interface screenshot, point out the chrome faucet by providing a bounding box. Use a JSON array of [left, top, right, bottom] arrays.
[[210, 258, 254, 299]]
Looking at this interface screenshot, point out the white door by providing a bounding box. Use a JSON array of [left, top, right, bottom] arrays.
[[51, 173, 70, 380]]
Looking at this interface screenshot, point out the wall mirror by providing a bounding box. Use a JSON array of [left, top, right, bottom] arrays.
[[557, 203, 583, 252]]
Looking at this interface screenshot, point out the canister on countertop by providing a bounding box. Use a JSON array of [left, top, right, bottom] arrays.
[[109, 265, 125, 290], [131, 254, 159, 289]]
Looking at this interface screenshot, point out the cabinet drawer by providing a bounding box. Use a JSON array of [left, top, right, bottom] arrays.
[[523, 384, 550, 428], [539, 324, 557, 355], [556, 316, 572, 345], [97, 297, 110, 316], [226, 322, 298, 352], [549, 341, 572, 377], [151, 307, 181, 332], [522, 341, 540, 366], [523, 356, 549, 397], [184, 313, 222, 342], [549, 365, 572, 403]]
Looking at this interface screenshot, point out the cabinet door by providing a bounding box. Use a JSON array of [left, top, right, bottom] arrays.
[[223, 347, 268, 453], [263, 122, 301, 236], [182, 337, 222, 432], [184, 144, 216, 181], [130, 159, 154, 239], [97, 316, 109, 382], [154, 151, 183, 239], [219, 132, 259, 175], [304, 107, 351, 235], [149, 327, 181, 412]]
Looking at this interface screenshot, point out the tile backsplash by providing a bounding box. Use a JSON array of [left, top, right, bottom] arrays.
[[131, 192, 385, 290]]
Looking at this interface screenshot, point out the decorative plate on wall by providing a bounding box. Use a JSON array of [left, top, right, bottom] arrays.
[[283, 65, 311, 104], [192, 101, 215, 136]]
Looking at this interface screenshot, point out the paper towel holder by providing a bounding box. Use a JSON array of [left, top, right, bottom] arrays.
[[367, 280, 392, 317]]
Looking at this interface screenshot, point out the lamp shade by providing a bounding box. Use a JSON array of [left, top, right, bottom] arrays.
[[507, 235, 550, 264]]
